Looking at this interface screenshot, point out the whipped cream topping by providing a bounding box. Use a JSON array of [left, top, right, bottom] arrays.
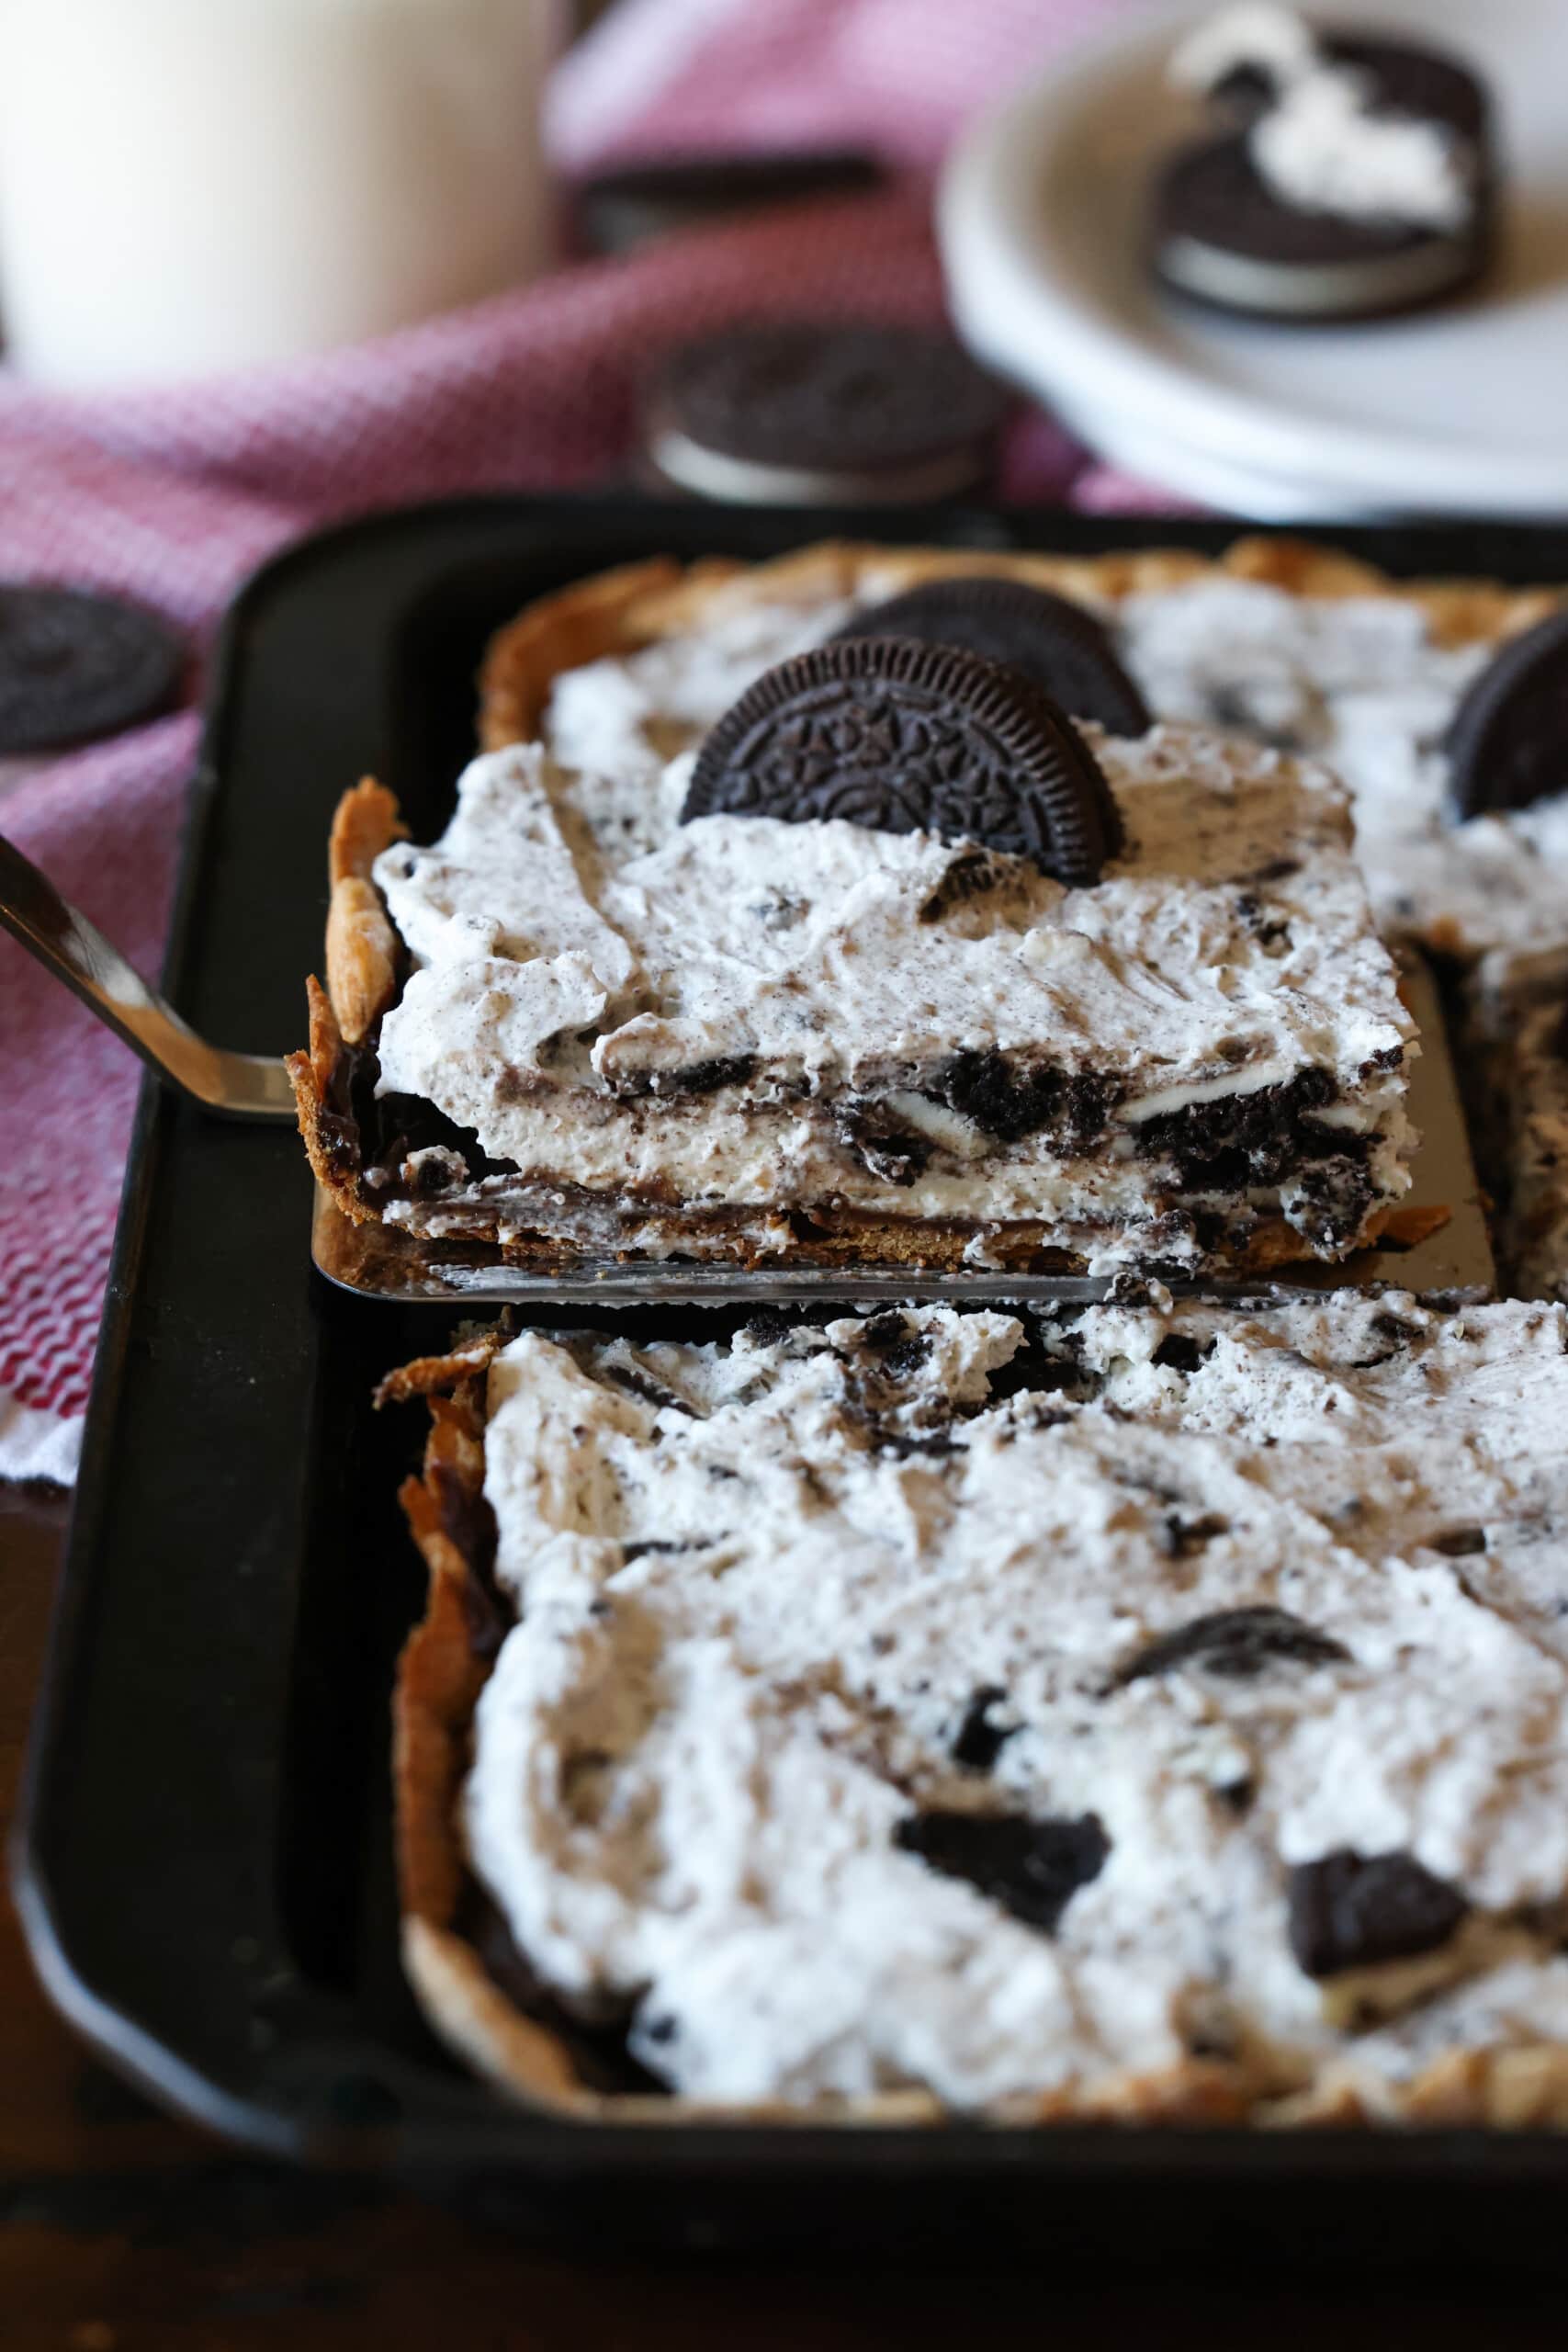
[[1117, 579, 1568, 960], [1170, 6, 1477, 232], [1170, 4, 1315, 96], [1251, 73, 1473, 232], [369, 595, 1411, 1254], [464, 1296, 1568, 2109]]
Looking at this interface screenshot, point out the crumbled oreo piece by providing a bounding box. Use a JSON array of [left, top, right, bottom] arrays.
[[0, 584, 184, 754], [576, 148, 886, 255], [1111, 1606, 1348, 1688], [1151, 1332, 1210, 1373], [832, 578, 1150, 737], [1446, 610, 1568, 822], [896, 1808, 1109, 1933], [1429, 1526, 1487, 1557], [931, 1050, 1121, 1147], [1287, 1849, 1469, 1977], [952, 1686, 1017, 1772], [1159, 1510, 1230, 1560], [858, 1309, 919, 1354], [637, 1054, 759, 1099], [836, 1100, 931, 1187], [683, 637, 1122, 884]]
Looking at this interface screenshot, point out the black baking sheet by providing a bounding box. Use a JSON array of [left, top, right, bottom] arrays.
[[15, 495, 1568, 2262]]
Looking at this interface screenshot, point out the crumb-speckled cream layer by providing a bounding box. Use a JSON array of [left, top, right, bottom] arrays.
[[367, 597, 1412, 1267], [462, 1295, 1568, 2112], [1114, 577, 1568, 962]]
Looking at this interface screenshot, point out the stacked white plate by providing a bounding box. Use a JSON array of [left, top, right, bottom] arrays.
[[937, 0, 1568, 518]]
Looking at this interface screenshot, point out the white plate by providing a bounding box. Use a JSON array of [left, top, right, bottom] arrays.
[[937, 0, 1568, 517]]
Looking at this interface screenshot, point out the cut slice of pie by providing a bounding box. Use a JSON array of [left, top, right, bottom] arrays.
[[289, 542, 1416, 1278]]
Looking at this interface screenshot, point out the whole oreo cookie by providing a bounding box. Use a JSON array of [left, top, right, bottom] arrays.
[[832, 578, 1150, 737], [682, 636, 1122, 885], [577, 149, 886, 255], [1445, 610, 1568, 823], [644, 322, 1008, 505], [0, 585, 184, 755]]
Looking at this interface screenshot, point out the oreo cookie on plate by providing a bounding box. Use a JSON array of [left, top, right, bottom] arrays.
[[641, 322, 1009, 505], [1153, 14, 1496, 323]]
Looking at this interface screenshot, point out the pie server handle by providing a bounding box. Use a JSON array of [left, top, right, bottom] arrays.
[[0, 830, 297, 1122]]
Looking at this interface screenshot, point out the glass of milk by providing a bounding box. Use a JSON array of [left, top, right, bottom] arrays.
[[0, 0, 562, 386]]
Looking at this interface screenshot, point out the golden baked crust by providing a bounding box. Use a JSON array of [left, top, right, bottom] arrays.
[[292, 531, 1512, 1267], [385, 1346, 1568, 2130]]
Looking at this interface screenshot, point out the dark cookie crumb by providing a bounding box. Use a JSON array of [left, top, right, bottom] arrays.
[[601, 1360, 697, 1416], [1159, 1510, 1231, 1559], [836, 1099, 931, 1187], [951, 1686, 1018, 1772], [896, 1808, 1110, 1934], [878, 1429, 964, 1460], [642, 1054, 759, 1099], [1287, 1849, 1469, 1978], [1111, 1606, 1348, 1687], [931, 1049, 1122, 1148], [1152, 1332, 1213, 1373]]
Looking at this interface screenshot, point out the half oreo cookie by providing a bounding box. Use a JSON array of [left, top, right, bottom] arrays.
[[1152, 32, 1495, 324], [0, 585, 185, 755], [643, 322, 1008, 505], [832, 577, 1150, 736], [1445, 610, 1568, 823], [682, 636, 1122, 885]]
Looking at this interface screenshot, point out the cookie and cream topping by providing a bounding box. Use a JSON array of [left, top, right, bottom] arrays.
[[462, 1295, 1568, 2111]]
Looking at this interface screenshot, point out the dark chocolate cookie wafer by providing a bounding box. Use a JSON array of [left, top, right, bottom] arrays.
[[644, 322, 1008, 505], [682, 637, 1122, 885], [833, 578, 1150, 736], [577, 149, 886, 255], [1445, 610, 1568, 824], [0, 585, 184, 755]]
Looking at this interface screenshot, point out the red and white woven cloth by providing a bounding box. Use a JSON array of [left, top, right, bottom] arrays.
[[0, 0, 1174, 1485]]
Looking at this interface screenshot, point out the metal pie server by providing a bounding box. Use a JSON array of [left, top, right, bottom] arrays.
[[2, 831, 1495, 1306], [0, 831, 296, 1121]]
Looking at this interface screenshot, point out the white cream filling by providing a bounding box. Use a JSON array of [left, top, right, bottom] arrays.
[[464, 1295, 1568, 2109]]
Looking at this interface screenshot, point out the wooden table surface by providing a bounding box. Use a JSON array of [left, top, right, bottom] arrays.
[[3, 1481, 1563, 2350]]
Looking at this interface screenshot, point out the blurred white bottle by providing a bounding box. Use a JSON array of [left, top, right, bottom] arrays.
[[0, 0, 561, 385]]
